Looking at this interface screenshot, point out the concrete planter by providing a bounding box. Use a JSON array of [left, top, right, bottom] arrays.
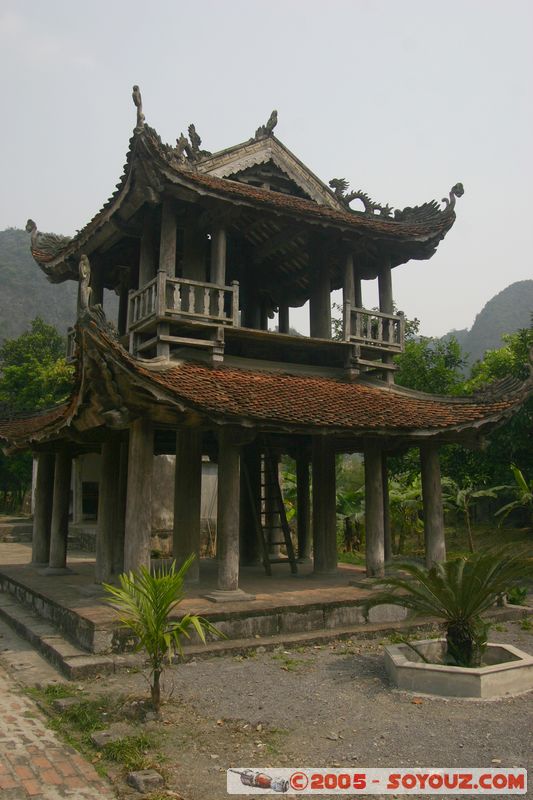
[[384, 639, 533, 698]]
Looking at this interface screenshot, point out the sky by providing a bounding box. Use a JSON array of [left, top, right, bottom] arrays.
[[1, 0, 532, 337]]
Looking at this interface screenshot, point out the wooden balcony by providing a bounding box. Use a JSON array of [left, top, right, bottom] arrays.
[[343, 302, 405, 351], [126, 273, 239, 358]]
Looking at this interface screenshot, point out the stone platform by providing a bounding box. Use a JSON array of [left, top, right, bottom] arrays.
[[0, 542, 416, 677]]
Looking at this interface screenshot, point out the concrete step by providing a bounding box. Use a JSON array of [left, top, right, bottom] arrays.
[[0, 521, 33, 543], [0, 593, 137, 679]]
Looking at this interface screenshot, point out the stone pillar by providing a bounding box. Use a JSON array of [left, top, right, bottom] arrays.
[[71, 457, 83, 525], [31, 452, 55, 565], [240, 443, 261, 566], [160, 200, 177, 277], [296, 452, 311, 560], [382, 456, 392, 563], [95, 441, 121, 583], [309, 238, 331, 339], [139, 213, 156, 287], [378, 257, 394, 384], [278, 303, 290, 334], [124, 418, 153, 573], [173, 429, 202, 583], [211, 225, 227, 286], [364, 443, 385, 577], [112, 440, 128, 575], [207, 429, 253, 601], [312, 436, 337, 574], [343, 253, 355, 306], [420, 442, 446, 567], [47, 451, 72, 573]]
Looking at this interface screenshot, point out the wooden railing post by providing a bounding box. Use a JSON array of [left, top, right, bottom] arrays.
[[232, 281, 240, 327], [156, 270, 166, 318], [342, 300, 351, 340]]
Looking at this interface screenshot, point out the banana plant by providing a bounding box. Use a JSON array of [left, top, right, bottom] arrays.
[[495, 465, 533, 529]]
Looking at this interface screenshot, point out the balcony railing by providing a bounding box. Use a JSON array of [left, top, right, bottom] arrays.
[[127, 273, 239, 331], [343, 302, 405, 352]]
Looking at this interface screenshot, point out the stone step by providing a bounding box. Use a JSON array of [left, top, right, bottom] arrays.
[[0, 522, 33, 543]]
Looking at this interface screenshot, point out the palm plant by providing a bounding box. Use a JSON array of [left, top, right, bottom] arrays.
[[441, 479, 504, 552], [104, 555, 223, 711], [388, 478, 423, 555], [495, 465, 533, 529], [361, 548, 532, 667]]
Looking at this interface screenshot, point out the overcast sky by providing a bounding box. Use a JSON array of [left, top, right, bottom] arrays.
[[1, 0, 531, 337]]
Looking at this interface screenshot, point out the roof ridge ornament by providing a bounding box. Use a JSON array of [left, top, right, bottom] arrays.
[[329, 179, 393, 217], [25, 219, 72, 266], [132, 84, 145, 130], [394, 183, 464, 223], [254, 110, 278, 140]]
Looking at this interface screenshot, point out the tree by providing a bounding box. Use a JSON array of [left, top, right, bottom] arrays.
[[361, 549, 533, 667], [0, 317, 73, 412], [103, 556, 223, 711], [495, 465, 533, 529], [395, 336, 465, 395], [441, 480, 504, 552]]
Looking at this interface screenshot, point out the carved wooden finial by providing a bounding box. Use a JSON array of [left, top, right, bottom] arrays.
[[78, 254, 92, 313], [255, 110, 278, 139], [132, 85, 145, 129]]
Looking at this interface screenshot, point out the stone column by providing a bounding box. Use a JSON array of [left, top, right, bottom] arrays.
[[173, 429, 202, 583], [420, 442, 446, 567], [296, 452, 311, 560], [95, 441, 121, 583], [124, 418, 153, 573], [160, 200, 177, 277], [71, 457, 83, 525], [211, 225, 227, 286], [240, 443, 261, 566], [278, 303, 290, 334], [139, 213, 156, 287], [364, 443, 385, 577], [207, 429, 253, 601], [382, 456, 392, 562], [378, 257, 394, 384], [343, 253, 355, 306], [312, 436, 337, 574], [309, 237, 332, 339], [47, 451, 72, 573], [112, 440, 128, 575], [31, 452, 55, 565]]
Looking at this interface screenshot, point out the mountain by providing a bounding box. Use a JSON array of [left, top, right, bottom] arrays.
[[443, 280, 533, 367], [0, 228, 77, 342]]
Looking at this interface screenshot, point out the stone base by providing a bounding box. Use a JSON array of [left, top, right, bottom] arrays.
[[204, 589, 256, 603], [384, 639, 533, 698], [38, 566, 75, 576]]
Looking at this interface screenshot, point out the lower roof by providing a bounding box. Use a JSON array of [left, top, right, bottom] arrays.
[[0, 311, 530, 453]]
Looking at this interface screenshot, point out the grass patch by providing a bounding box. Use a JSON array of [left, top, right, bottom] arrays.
[[53, 697, 113, 733], [520, 617, 533, 632], [271, 653, 303, 671], [102, 733, 156, 771]]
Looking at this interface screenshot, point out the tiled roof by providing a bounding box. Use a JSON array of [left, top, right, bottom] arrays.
[[0, 403, 72, 446], [131, 359, 520, 434], [33, 125, 458, 276]]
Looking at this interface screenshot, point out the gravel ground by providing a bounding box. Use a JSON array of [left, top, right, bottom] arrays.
[[90, 617, 533, 800]]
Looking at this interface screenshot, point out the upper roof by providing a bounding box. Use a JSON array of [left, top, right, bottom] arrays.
[[26, 88, 463, 293]]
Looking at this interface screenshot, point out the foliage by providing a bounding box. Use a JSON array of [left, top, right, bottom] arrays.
[[495, 465, 533, 528], [0, 317, 73, 412], [103, 556, 224, 711], [388, 478, 423, 555], [102, 733, 155, 771], [361, 549, 533, 667], [442, 479, 505, 552], [395, 335, 465, 395], [506, 586, 528, 606]]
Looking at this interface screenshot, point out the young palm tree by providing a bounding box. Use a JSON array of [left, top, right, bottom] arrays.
[[441, 479, 504, 552], [495, 465, 533, 529], [104, 555, 223, 711], [361, 548, 532, 667]]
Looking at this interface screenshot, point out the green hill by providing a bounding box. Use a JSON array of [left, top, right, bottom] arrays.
[[0, 228, 77, 342], [443, 279, 533, 367]]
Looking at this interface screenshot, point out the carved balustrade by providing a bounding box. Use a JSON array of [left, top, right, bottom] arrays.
[[343, 301, 405, 352]]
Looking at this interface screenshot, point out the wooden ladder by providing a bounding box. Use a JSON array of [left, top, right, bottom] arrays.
[[243, 446, 297, 576]]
